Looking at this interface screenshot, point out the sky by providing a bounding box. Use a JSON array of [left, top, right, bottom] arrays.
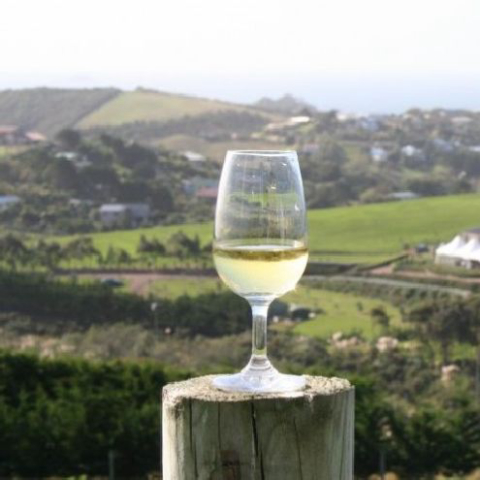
[[1, 0, 480, 113]]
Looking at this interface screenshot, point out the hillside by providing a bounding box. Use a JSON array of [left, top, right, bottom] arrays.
[[308, 193, 480, 253], [0, 88, 278, 144], [78, 89, 273, 127], [157, 134, 287, 163], [55, 193, 480, 256], [0, 88, 119, 136]]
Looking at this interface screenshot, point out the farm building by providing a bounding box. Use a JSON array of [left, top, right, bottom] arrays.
[[182, 151, 206, 162], [0, 125, 46, 145], [435, 229, 480, 268], [195, 187, 218, 201], [99, 203, 150, 226]]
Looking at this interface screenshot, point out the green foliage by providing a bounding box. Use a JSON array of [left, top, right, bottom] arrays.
[[0, 345, 479, 478], [390, 405, 480, 477], [0, 270, 152, 330], [0, 351, 188, 477], [0, 234, 29, 270], [0, 270, 249, 337], [165, 231, 201, 258], [154, 292, 250, 337], [405, 298, 478, 363], [56, 129, 82, 149], [137, 234, 166, 255], [43, 159, 79, 190], [51, 192, 480, 265], [370, 306, 390, 331], [0, 131, 221, 233]]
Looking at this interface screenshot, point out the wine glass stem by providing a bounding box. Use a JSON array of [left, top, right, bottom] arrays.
[[251, 302, 269, 357]]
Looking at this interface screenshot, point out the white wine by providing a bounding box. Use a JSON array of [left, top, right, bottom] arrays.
[[213, 243, 308, 298]]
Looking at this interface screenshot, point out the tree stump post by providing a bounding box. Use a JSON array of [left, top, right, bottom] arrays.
[[162, 375, 354, 480]]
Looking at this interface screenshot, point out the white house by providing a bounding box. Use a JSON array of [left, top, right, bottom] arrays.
[[99, 203, 150, 226], [401, 145, 425, 161], [401, 145, 417, 157], [0, 195, 20, 211], [388, 191, 420, 201], [287, 116, 311, 126], [182, 151, 206, 162], [370, 146, 388, 163]]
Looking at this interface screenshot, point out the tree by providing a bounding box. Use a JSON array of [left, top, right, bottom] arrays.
[[371, 306, 390, 332], [35, 240, 63, 271], [137, 235, 165, 256], [0, 235, 30, 270], [56, 129, 82, 150], [405, 299, 474, 364], [79, 166, 119, 197], [314, 136, 348, 165], [149, 184, 174, 214], [166, 231, 201, 258], [62, 237, 101, 266], [43, 160, 79, 191]]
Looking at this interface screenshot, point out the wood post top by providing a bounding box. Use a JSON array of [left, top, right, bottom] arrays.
[[162, 375, 352, 406]]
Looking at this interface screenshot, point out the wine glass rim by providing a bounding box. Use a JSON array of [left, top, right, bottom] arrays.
[[227, 150, 297, 157]]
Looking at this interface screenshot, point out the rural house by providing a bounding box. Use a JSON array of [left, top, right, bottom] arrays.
[[0, 195, 21, 211], [99, 203, 151, 227], [182, 151, 206, 162], [195, 187, 218, 202], [182, 178, 218, 196], [370, 145, 388, 163], [0, 125, 46, 145]]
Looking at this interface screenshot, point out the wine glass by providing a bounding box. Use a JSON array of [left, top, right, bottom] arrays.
[[212, 150, 308, 393]]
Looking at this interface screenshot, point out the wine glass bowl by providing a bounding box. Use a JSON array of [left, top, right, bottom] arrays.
[[212, 150, 308, 393]]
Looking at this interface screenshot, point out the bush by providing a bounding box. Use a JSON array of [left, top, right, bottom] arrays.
[[0, 351, 189, 477], [0, 270, 250, 337]]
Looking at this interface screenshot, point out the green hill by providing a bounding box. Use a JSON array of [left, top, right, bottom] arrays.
[[308, 193, 480, 253], [0, 88, 276, 141], [55, 193, 480, 257], [78, 89, 272, 127], [0, 88, 119, 136]]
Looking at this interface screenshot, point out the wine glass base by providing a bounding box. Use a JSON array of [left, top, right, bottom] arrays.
[[212, 372, 306, 394]]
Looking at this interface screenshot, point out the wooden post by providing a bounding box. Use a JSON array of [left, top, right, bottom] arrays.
[[162, 375, 354, 480]]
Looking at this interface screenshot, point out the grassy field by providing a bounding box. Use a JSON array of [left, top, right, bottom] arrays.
[[144, 277, 402, 340], [307, 193, 480, 253], [287, 286, 403, 340], [78, 90, 271, 127], [52, 193, 480, 264], [55, 222, 212, 257], [0, 145, 30, 159]]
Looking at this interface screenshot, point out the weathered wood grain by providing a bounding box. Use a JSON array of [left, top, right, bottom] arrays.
[[162, 375, 354, 480]]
